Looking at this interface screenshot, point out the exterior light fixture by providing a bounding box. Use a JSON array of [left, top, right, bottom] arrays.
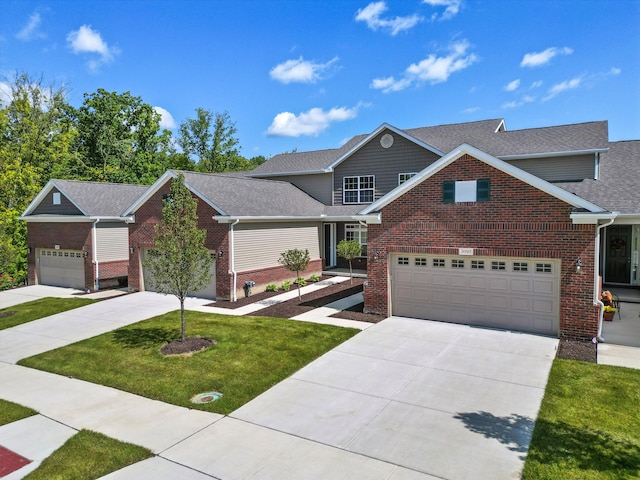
[[218, 250, 224, 258], [575, 258, 584, 274], [83, 251, 88, 259], [27, 246, 31, 254], [130, 246, 134, 254], [374, 251, 380, 261]]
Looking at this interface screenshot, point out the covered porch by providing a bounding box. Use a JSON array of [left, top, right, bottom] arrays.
[[601, 287, 640, 348]]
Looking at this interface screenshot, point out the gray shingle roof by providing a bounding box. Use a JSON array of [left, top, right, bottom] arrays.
[[53, 180, 148, 217], [555, 140, 640, 214], [177, 171, 326, 217], [250, 119, 609, 177]]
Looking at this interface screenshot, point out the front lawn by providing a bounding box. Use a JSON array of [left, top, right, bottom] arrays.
[[523, 359, 640, 479], [0, 297, 97, 331], [23, 430, 151, 480], [0, 399, 37, 426], [19, 311, 358, 414]]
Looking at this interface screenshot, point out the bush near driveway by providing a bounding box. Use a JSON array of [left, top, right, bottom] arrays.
[[19, 311, 358, 415], [0, 297, 97, 331], [523, 360, 640, 479]]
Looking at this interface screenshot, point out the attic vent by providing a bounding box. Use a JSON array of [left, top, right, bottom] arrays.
[[380, 134, 394, 149]]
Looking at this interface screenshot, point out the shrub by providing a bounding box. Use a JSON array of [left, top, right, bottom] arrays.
[[295, 277, 306, 287], [309, 274, 319, 282], [265, 283, 277, 292], [281, 280, 291, 291]]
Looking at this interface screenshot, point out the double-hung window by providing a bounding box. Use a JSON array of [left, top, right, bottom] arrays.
[[345, 224, 367, 256], [343, 175, 374, 204]]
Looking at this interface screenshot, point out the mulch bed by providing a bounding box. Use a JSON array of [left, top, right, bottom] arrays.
[[556, 339, 597, 363], [160, 336, 215, 356], [330, 302, 386, 323]]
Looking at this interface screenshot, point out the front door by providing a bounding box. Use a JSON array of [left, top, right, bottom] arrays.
[[605, 225, 632, 284], [323, 223, 336, 267]]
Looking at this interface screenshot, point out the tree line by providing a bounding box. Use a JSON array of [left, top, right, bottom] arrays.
[[0, 72, 266, 288]]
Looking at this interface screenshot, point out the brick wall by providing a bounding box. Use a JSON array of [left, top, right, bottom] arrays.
[[364, 154, 598, 340], [235, 259, 323, 300]]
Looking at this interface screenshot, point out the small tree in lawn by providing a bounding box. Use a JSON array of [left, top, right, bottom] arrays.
[[144, 173, 212, 342], [278, 249, 310, 300], [336, 239, 362, 285]]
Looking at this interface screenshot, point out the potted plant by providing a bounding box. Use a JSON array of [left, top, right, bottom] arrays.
[[603, 305, 617, 321]]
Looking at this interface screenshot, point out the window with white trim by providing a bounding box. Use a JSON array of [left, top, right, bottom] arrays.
[[471, 260, 485, 270], [343, 175, 374, 204], [536, 263, 553, 273], [398, 173, 417, 185], [415, 257, 427, 266], [52, 192, 61, 205], [345, 224, 367, 256], [513, 262, 529, 272]]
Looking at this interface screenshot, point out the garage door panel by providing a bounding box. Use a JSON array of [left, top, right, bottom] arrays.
[[391, 254, 559, 336], [38, 249, 85, 289]]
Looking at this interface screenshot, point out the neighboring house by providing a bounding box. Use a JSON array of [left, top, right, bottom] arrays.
[[21, 118, 640, 341], [20, 180, 148, 291]]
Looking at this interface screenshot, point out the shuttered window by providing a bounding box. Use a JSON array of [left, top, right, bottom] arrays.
[[443, 179, 491, 203]]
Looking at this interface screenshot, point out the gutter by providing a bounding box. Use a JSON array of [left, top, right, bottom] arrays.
[[595, 214, 617, 341], [229, 219, 240, 302], [212, 213, 382, 224], [92, 218, 100, 291]]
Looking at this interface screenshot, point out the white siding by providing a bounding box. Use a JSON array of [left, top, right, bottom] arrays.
[[96, 223, 129, 262], [234, 222, 321, 272]]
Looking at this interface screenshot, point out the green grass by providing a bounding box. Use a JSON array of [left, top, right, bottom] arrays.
[[0, 399, 37, 426], [523, 359, 640, 479], [23, 430, 151, 480], [19, 311, 358, 414], [0, 297, 97, 331]]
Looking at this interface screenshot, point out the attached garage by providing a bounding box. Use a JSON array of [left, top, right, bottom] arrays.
[[141, 248, 217, 299], [391, 254, 560, 336], [37, 248, 85, 290]]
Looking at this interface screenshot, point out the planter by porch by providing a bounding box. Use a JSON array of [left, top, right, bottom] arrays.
[[603, 311, 615, 322]]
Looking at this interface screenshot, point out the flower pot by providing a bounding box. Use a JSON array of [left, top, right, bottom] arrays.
[[603, 311, 615, 322]]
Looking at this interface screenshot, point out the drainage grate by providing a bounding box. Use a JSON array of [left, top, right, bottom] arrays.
[[191, 392, 223, 404]]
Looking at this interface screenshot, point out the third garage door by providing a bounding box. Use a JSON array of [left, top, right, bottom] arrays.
[[391, 254, 559, 336]]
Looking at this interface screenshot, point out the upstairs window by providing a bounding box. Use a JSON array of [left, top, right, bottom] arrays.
[[443, 179, 490, 203], [52, 192, 61, 205], [398, 173, 417, 185], [345, 224, 367, 256], [344, 175, 374, 204]]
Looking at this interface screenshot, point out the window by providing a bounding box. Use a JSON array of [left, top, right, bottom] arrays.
[[491, 261, 506, 271], [433, 258, 445, 267], [397, 257, 409, 265], [471, 260, 485, 270], [536, 263, 553, 273], [513, 262, 528, 272], [443, 179, 490, 203], [345, 224, 367, 256], [343, 176, 375, 204], [452, 259, 465, 269], [415, 257, 427, 266], [52, 192, 61, 205], [398, 173, 417, 185]]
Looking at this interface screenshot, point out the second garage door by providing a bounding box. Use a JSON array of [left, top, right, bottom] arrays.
[[391, 254, 559, 336]]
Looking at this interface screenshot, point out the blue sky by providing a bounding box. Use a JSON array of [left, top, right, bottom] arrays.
[[2, 0, 639, 159]]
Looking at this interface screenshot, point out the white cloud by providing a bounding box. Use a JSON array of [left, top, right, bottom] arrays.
[[520, 46, 573, 68], [0, 82, 12, 104], [502, 95, 535, 109], [423, 0, 462, 20], [266, 105, 359, 137], [371, 40, 478, 92], [16, 12, 46, 41], [154, 106, 176, 129], [463, 106, 480, 113], [270, 56, 339, 84], [67, 25, 118, 71], [355, 1, 423, 35], [544, 76, 583, 101], [531, 80, 543, 89], [504, 79, 520, 92]]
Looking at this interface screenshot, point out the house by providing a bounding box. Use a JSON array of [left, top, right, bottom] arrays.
[[21, 119, 640, 341], [20, 180, 148, 290]]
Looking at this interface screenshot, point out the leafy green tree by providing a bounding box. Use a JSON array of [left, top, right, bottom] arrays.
[[178, 109, 242, 173], [72, 89, 165, 183], [143, 174, 213, 341], [278, 248, 311, 299], [336, 239, 362, 285]]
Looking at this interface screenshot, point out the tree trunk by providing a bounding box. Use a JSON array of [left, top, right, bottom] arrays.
[[348, 260, 353, 285], [180, 297, 186, 341]]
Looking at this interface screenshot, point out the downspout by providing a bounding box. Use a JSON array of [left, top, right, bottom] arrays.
[[595, 215, 616, 341], [92, 218, 100, 291], [229, 219, 240, 302]]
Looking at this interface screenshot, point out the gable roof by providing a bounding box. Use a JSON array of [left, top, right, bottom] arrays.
[[125, 170, 328, 219], [555, 140, 640, 215], [21, 179, 148, 219], [359, 144, 606, 215]]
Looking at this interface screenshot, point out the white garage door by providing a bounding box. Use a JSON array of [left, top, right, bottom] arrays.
[[391, 254, 559, 336], [142, 249, 217, 300], [38, 249, 85, 290]]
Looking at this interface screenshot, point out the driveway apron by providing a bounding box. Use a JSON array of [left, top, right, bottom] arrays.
[[166, 316, 558, 480]]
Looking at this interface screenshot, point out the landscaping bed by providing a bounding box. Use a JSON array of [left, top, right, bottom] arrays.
[[555, 339, 597, 363]]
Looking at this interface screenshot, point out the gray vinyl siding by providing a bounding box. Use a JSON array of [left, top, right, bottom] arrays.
[[505, 154, 596, 182], [95, 222, 129, 262], [333, 130, 440, 205], [262, 173, 332, 205], [234, 222, 321, 272], [32, 188, 83, 215]]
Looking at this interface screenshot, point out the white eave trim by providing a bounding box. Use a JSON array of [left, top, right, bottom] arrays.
[[20, 215, 134, 223], [212, 213, 381, 224], [361, 143, 606, 215], [498, 147, 609, 161], [325, 123, 444, 172], [570, 212, 618, 224], [21, 180, 89, 217]]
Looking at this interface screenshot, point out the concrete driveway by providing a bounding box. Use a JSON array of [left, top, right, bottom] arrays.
[[162, 317, 558, 480]]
